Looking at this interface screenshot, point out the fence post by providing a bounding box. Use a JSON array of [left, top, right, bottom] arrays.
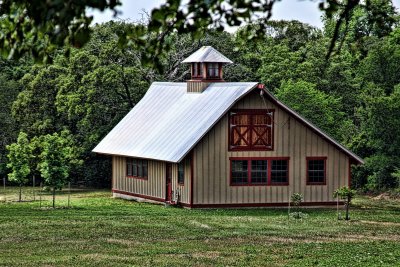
[[39, 182, 42, 208], [3, 177, 5, 202], [68, 182, 71, 208], [32, 175, 36, 201]]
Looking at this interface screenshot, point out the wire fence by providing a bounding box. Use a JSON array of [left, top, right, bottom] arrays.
[[0, 177, 108, 208]]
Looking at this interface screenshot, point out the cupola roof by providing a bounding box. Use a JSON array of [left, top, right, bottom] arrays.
[[182, 46, 233, 64]]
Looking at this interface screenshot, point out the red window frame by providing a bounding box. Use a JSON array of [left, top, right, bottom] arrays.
[[229, 157, 289, 186], [192, 63, 203, 78], [207, 63, 220, 78], [306, 157, 327, 185], [229, 109, 274, 151], [126, 158, 148, 180]]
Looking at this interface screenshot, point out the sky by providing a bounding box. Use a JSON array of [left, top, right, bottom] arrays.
[[89, 0, 400, 29]]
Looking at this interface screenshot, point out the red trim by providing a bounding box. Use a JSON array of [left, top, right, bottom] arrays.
[[306, 157, 327, 185], [112, 191, 344, 208], [112, 189, 164, 202], [189, 201, 344, 208], [190, 151, 194, 207], [206, 62, 221, 79], [261, 89, 363, 164], [228, 109, 275, 151], [191, 63, 203, 79], [126, 158, 148, 179], [187, 79, 225, 82], [126, 176, 148, 180], [229, 157, 290, 186], [166, 163, 172, 202]]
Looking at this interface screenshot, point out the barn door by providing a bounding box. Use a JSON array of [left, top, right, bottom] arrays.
[[166, 163, 172, 202]]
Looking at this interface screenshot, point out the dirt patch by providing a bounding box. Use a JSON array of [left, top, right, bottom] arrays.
[[373, 193, 392, 200], [190, 220, 212, 229]]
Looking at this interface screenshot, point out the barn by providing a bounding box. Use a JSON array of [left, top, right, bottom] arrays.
[[93, 46, 363, 208]]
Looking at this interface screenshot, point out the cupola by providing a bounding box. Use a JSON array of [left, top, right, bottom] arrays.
[[182, 46, 233, 93]]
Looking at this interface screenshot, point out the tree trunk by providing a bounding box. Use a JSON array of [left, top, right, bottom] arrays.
[[345, 197, 350, 220], [19, 185, 22, 202], [52, 187, 56, 209]]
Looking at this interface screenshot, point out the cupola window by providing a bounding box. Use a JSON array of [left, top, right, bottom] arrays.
[[192, 63, 203, 78], [207, 63, 219, 78]]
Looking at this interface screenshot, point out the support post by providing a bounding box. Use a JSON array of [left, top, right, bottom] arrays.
[[32, 175, 36, 201], [3, 177, 5, 202], [68, 182, 71, 208]]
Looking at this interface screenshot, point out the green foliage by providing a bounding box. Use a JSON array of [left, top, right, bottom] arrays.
[[0, 0, 392, 68], [37, 131, 81, 190], [291, 193, 303, 207], [275, 80, 347, 140], [334, 186, 356, 201], [334, 186, 356, 220], [1, 12, 400, 192], [6, 132, 31, 186]]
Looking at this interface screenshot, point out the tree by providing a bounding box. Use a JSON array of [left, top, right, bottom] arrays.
[[275, 80, 348, 140], [334, 186, 356, 220], [6, 132, 32, 201], [0, 0, 392, 66], [37, 131, 79, 208]]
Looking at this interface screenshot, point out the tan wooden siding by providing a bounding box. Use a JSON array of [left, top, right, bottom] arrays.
[[112, 156, 166, 200], [193, 90, 350, 204], [187, 81, 212, 93], [113, 156, 191, 204], [171, 157, 191, 204]]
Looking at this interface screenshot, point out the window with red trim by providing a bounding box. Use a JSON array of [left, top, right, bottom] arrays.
[[207, 63, 219, 78], [230, 158, 288, 186], [306, 157, 326, 185], [192, 63, 203, 78], [229, 110, 273, 151], [126, 158, 148, 179]]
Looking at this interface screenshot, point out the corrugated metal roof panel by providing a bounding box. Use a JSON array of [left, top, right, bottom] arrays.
[[182, 46, 233, 63], [93, 82, 258, 162]]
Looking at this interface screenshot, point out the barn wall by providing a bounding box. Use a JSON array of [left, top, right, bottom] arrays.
[[170, 157, 191, 205], [112, 156, 166, 201], [112, 156, 191, 205], [193, 90, 350, 205]]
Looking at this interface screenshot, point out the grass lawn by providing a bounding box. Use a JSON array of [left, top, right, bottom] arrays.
[[0, 188, 399, 266]]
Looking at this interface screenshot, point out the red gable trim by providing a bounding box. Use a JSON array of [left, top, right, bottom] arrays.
[[261, 88, 364, 165]]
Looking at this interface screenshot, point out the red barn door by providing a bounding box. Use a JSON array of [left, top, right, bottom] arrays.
[[166, 163, 172, 202]]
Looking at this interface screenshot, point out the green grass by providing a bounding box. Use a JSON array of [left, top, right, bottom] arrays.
[[0, 188, 399, 266]]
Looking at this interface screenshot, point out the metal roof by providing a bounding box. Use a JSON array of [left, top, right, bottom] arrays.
[[182, 46, 233, 63], [93, 82, 258, 162], [261, 89, 364, 164], [93, 81, 363, 165]]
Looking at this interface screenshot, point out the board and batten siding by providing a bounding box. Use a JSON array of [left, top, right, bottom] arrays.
[[170, 156, 192, 204], [192, 90, 350, 205], [112, 156, 191, 205]]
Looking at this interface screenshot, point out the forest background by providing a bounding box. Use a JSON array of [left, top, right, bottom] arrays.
[[1, 1, 399, 192]]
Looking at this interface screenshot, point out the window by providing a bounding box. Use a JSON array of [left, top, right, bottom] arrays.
[[207, 63, 219, 78], [271, 160, 288, 184], [231, 160, 248, 185], [229, 110, 274, 151], [307, 157, 326, 185], [192, 63, 202, 78], [178, 157, 191, 185], [230, 158, 289, 186], [126, 158, 148, 179], [178, 161, 185, 184]]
